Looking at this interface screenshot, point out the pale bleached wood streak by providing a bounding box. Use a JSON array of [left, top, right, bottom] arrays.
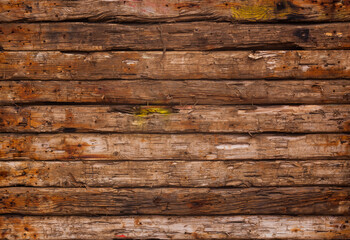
[[1, 160, 349, 188], [1, 51, 350, 80], [0, 134, 348, 161], [0, 105, 349, 133], [2, 22, 350, 51], [2, 0, 350, 23], [1, 80, 350, 105], [1, 215, 349, 239], [1, 187, 349, 215]]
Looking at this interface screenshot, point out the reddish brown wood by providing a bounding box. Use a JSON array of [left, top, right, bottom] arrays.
[[1, 80, 349, 105], [1, 22, 350, 51], [2, 0, 350, 23], [1, 51, 350, 80], [0, 105, 348, 133], [1, 160, 349, 187], [1, 187, 349, 215]]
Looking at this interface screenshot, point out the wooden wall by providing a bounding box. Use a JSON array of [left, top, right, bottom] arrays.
[[0, 0, 350, 239]]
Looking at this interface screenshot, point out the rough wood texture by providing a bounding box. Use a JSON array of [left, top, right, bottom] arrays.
[[0, 134, 348, 161], [2, 22, 350, 51], [2, 0, 350, 238], [1, 80, 350, 105], [1, 105, 349, 133], [1, 187, 349, 215], [1, 160, 349, 188], [1, 215, 349, 240], [2, 51, 350, 80], [2, 0, 350, 23]]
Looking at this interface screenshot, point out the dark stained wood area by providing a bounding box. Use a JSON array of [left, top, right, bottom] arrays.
[[0, 0, 349, 239], [1, 22, 350, 51], [1, 187, 349, 215]]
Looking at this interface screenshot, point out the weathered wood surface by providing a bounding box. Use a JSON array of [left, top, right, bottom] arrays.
[[1, 187, 349, 215], [2, 0, 350, 23], [2, 22, 350, 51], [0, 134, 348, 161], [1, 216, 349, 240], [2, 51, 350, 80], [2, 0, 350, 239], [1, 105, 349, 133], [2, 80, 350, 105], [1, 160, 349, 188]]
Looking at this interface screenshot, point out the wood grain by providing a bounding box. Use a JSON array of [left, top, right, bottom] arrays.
[[2, 0, 350, 238], [1, 160, 349, 188], [2, 80, 350, 105], [2, 22, 350, 51], [2, 51, 350, 80], [2, 0, 350, 23], [1, 105, 349, 133], [1, 215, 349, 239], [0, 133, 348, 161], [1, 187, 349, 215]]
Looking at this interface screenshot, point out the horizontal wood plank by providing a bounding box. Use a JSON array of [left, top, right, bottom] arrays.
[[1, 187, 349, 215], [2, 22, 350, 51], [2, 0, 350, 23], [1, 51, 350, 80], [1, 105, 349, 133], [1, 160, 349, 187], [1, 80, 350, 105], [1, 215, 349, 239], [0, 133, 348, 160]]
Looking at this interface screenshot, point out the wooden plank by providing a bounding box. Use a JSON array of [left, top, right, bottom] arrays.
[[2, 0, 350, 23], [1, 105, 349, 133], [0, 133, 348, 161], [1, 216, 349, 240], [0, 187, 349, 215], [1, 80, 350, 105], [2, 22, 350, 51], [1, 51, 350, 80], [1, 160, 349, 188]]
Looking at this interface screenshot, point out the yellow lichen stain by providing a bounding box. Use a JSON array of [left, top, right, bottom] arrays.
[[217, 1, 296, 21], [230, 4, 274, 21], [132, 106, 172, 126], [217, 0, 350, 22], [325, 32, 343, 37], [134, 107, 172, 117]]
